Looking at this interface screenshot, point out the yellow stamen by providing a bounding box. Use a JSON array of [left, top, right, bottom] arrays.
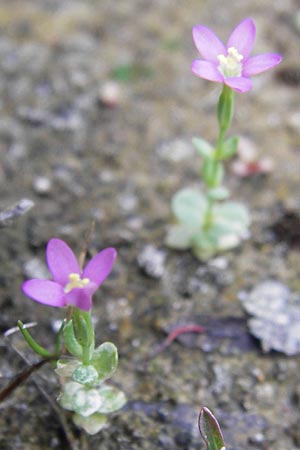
[[64, 273, 90, 293], [218, 47, 243, 78]]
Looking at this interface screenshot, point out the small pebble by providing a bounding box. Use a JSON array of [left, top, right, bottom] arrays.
[[23, 258, 49, 279], [126, 215, 143, 231], [137, 245, 166, 279], [118, 192, 138, 212], [51, 319, 64, 333], [0, 198, 34, 226], [208, 256, 228, 270], [157, 138, 194, 162], [241, 280, 300, 355], [248, 432, 265, 445], [33, 176, 52, 195], [98, 81, 122, 107], [287, 111, 300, 130]]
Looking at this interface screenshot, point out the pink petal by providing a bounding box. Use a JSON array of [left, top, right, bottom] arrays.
[[225, 76, 253, 93], [83, 247, 117, 287], [191, 60, 224, 82], [227, 18, 256, 59], [65, 288, 92, 311], [192, 25, 226, 63], [243, 53, 282, 76], [22, 280, 65, 307], [46, 238, 80, 285]]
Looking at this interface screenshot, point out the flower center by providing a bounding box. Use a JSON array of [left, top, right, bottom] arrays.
[[217, 47, 243, 78], [64, 273, 90, 293]]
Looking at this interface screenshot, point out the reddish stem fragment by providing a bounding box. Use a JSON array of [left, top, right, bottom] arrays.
[[152, 324, 205, 357]]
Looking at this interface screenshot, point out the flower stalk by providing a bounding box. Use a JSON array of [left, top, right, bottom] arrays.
[[166, 18, 282, 260], [15, 237, 126, 434], [203, 85, 234, 228]]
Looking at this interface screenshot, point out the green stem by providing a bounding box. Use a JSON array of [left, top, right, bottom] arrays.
[[217, 84, 234, 141], [203, 197, 214, 231], [202, 85, 235, 229], [55, 319, 66, 356], [71, 308, 95, 365], [18, 321, 53, 358], [81, 313, 93, 365]]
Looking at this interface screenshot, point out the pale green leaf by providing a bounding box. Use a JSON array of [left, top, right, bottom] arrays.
[[73, 412, 107, 435], [55, 359, 80, 380], [191, 221, 242, 260], [72, 387, 101, 417], [165, 224, 195, 249], [172, 188, 207, 227], [192, 137, 213, 159], [191, 230, 219, 260], [215, 202, 250, 234], [72, 364, 99, 386], [207, 187, 230, 201], [97, 385, 126, 414], [208, 222, 241, 250], [91, 342, 118, 381], [58, 381, 82, 411]]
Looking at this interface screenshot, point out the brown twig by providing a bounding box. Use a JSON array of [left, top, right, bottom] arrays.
[[0, 357, 51, 403], [78, 220, 95, 270], [2, 335, 82, 450]]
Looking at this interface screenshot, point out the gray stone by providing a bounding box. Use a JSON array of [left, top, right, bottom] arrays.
[[137, 245, 166, 279]]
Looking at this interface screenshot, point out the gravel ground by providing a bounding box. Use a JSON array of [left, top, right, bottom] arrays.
[[1, 1, 300, 449]]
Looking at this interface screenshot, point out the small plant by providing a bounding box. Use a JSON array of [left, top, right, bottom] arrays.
[[17, 238, 125, 435], [166, 18, 282, 260], [199, 407, 226, 450]]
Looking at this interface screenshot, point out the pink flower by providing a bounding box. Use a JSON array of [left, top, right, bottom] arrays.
[[191, 18, 282, 93], [22, 238, 117, 311]]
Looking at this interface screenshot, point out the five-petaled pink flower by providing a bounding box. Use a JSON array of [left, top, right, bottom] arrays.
[[191, 18, 282, 93], [22, 238, 116, 311]]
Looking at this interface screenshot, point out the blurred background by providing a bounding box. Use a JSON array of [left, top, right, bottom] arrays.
[[1, 1, 300, 449]]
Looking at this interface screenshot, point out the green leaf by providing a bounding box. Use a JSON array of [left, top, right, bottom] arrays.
[[172, 188, 207, 227], [96, 385, 126, 414], [165, 224, 195, 249], [91, 342, 118, 381], [202, 159, 224, 188], [73, 386, 102, 417], [191, 230, 219, 260], [55, 359, 80, 380], [208, 222, 240, 250], [215, 202, 250, 234], [58, 381, 82, 411], [207, 187, 230, 201], [63, 320, 83, 358], [72, 364, 99, 386], [192, 223, 241, 260], [73, 412, 107, 435], [198, 407, 226, 450], [192, 137, 213, 159], [17, 321, 52, 358], [219, 136, 238, 160]]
